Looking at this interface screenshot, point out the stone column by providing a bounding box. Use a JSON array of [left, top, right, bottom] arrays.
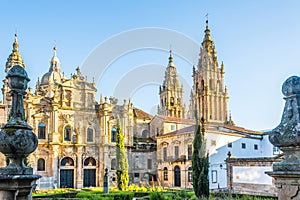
[[267, 76, 300, 199]]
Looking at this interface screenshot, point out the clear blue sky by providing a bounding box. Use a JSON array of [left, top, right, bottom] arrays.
[[0, 1, 300, 131]]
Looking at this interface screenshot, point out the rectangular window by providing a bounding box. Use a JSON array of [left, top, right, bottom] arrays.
[[212, 170, 217, 183], [170, 124, 175, 131], [174, 146, 179, 159], [228, 142, 232, 148], [211, 140, 216, 146], [111, 128, 117, 142], [241, 143, 246, 149], [163, 147, 167, 161], [254, 144, 258, 150], [38, 123, 46, 139], [147, 159, 152, 169], [87, 128, 94, 142], [188, 145, 192, 160], [134, 173, 139, 178], [273, 146, 280, 155]]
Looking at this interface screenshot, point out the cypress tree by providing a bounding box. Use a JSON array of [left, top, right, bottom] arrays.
[[116, 116, 129, 190], [192, 117, 209, 199]]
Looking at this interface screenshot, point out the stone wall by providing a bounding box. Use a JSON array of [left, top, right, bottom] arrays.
[[226, 157, 281, 197]]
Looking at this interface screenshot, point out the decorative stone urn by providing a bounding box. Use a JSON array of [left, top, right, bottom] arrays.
[[268, 75, 300, 199], [0, 65, 38, 175]]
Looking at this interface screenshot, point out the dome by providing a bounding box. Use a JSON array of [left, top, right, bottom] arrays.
[[40, 70, 62, 85]]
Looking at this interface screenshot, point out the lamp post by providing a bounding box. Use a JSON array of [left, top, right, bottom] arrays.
[[0, 65, 41, 199]]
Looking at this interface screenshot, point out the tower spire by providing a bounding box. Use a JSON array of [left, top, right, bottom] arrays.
[[159, 51, 185, 118], [168, 50, 174, 67], [5, 34, 25, 73], [190, 19, 229, 122], [203, 20, 212, 43]]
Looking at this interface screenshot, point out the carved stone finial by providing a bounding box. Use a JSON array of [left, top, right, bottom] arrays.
[[269, 76, 300, 171], [0, 65, 38, 175]]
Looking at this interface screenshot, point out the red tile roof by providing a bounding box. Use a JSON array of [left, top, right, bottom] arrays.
[[133, 108, 153, 120]]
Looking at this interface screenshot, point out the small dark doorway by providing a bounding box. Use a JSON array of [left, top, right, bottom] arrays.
[[174, 165, 181, 187], [84, 169, 96, 187], [60, 169, 74, 188]]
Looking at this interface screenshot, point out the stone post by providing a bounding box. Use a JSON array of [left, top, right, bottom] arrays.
[[267, 76, 300, 199], [103, 168, 109, 193], [0, 65, 41, 200]]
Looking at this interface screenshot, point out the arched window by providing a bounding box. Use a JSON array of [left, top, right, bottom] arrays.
[[64, 125, 71, 141], [163, 167, 168, 181], [111, 128, 117, 142], [38, 122, 46, 139], [84, 157, 96, 166], [111, 158, 116, 170], [37, 158, 45, 171], [87, 128, 94, 142], [188, 167, 192, 182], [170, 97, 174, 106], [217, 80, 221, 92], [209, 79, 214, 90], [61, 157, 74, 166], [142, 130, 149, 138], [201, 80, 205, 91], [177, 98, 181, 105]]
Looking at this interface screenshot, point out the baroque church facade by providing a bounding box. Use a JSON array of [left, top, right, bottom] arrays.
[[0, 21, 276, 190], [0, 34, 157, 189]]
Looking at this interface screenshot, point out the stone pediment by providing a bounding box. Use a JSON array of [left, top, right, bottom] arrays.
[[172, 140, 181, 145], [160, 141, 169, 147], [184, 138, 193, 144], [59, 113, 73, 123]]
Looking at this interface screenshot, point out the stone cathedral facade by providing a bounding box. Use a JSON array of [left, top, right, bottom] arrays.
[[0, 21, 275, 190]]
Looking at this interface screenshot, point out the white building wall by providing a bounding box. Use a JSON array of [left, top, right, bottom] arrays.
[[207, 131, 274, 190]]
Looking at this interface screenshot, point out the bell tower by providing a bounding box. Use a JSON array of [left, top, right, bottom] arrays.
[[2, 34, 26, 107], [158, 50, 185, 118], [190, 20, 229, 123]]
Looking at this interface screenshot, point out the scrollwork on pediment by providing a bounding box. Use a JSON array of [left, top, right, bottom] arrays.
[[59, 113, 73, 123]]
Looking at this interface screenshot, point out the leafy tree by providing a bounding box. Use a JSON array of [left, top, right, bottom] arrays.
[[192, 117, 209, 198], [116, 116, 129, 190]]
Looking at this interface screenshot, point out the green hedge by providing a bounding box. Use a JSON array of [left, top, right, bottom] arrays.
[[76, 191, 133, 200]]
